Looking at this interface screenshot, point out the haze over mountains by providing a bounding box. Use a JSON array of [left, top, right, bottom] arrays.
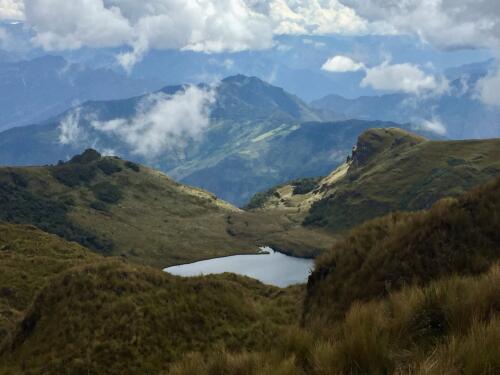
[[0, 55, 161, 130]]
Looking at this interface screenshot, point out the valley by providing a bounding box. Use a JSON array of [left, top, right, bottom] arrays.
[[0, 7, 499, 372]]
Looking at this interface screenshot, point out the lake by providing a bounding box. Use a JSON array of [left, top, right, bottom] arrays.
[[164, 247, 314, 287]]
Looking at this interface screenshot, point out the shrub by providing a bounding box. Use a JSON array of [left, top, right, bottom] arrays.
[[69, 149, 101, 164], [291, 177, 322, 195], [124, 161, 140, 172], [91, 182, 123, 204], [97, 159, 123, 176], [51, 164, 98, 187], [89, 201, 109, 212]]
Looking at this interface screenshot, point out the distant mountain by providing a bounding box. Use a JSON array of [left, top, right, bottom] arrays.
[[311, 65, 500, 140], [0, 55, 161, 130], [0, 75, 417, 206]]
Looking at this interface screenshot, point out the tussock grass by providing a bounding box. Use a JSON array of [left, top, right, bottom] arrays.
[[306, 177, 500, 322], [165, 266, 500, 375]]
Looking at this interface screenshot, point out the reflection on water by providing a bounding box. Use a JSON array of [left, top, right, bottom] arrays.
[[164, 247, 314, 287]]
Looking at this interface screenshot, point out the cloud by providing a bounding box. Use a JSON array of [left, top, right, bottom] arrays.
[[90, 85, 216, 158], [476, 67, 500, 107], [321, 55, 365, 72], [0, 0, 24, 20], [361, 62, 448, 95], [259, 0, 368, 35], [59, 108, 86, 145], [417, 117, 447, 136], [23, 0, 273, 71], [340, 0, 500, 51]]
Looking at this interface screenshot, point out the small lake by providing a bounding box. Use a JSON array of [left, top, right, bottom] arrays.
[[164, 248, 314, 288]]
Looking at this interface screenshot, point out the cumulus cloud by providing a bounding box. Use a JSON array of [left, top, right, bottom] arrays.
[[90, 85, 216, 158], [321, 55, 365, 72], [338, 0, 500, 106], [0, 0, 24, 20], [340, 0, 500, 51], [361, 62, 448, 95], [23, 0, 273, 71], [257, 0, 368, 35]]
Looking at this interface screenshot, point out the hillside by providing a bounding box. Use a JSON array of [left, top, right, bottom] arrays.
[[0, 149, 336, 266], [304, 176, 500, 325], [0, 74, 420, 206], [0, 224, 98, 345], [0, 224, 303, 374], [0, 180, 498, 374], [247, 128, 500, 234]]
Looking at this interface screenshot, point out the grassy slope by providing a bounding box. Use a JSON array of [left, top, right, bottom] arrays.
[[305, 128, 500, 232], [0, 224, 98, 345], [0, 259, 304, 374], [167, 266, 499, 375], [247, 128, 500, 237], [0, 151, 336, 267], [1, 179, 499, 374], [304, 176, 500, 325]]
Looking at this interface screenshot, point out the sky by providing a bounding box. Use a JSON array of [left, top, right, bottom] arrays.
[[0, 0, 499, 105]]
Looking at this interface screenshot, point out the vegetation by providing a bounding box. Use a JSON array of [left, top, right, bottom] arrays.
[[91, 182, 123, 204], [166, 266, 499, 375], [0, 260, 304, 374], [0, 169, 113, 253], [0, 177, 499, 374], [292, 177, 322, 195], [244, 186, 281, 210], [0, 150, 336, 267], [0, 224, 97, 346], [305, 176, 500, 324], [303, 128, 500, 232]]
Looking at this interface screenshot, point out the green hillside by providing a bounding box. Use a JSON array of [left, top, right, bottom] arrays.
[[0, 179, 498, 374], [305, 176, 500, 325], [246, 128, 500, 236], [0, 149, 336, 267], [0, 224, 98, 345], [305, 128, 500, 231]]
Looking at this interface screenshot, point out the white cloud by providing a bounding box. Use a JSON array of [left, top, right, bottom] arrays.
[[340, 0, 500, 51], [321, 55, 365, 72], [361, 62, 448, 95], [417, 117, 447, 136], [90, 85, 216, 158], [23, 0, 273, 71], [0, 0, 24, 20], [476, 67, 500, 107], [260, 0, 368, 35], [59, 108, 85, 145]]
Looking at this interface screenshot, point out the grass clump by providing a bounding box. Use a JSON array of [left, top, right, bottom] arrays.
[[91, 182, 123, 204], [164, 265, 500, 375], [305, 176, 500, 323]]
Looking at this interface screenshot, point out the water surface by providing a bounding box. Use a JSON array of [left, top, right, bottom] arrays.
[[164, 248, 314, 287]]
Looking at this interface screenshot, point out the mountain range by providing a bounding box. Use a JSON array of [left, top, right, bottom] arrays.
[[0, 55, 160, 131], [0, 74, 433, 206], [311, 61, 500, 140]]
